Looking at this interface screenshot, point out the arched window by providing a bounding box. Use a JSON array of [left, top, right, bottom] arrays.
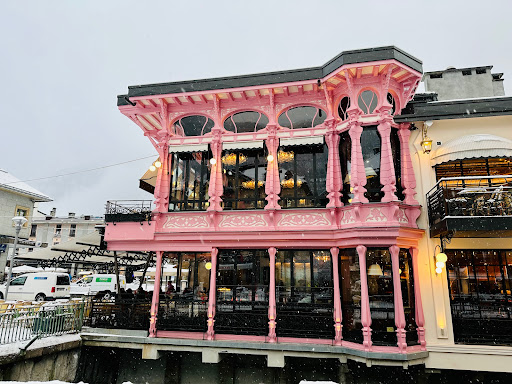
[[358, 90, 378, 114], [387, 93, 396, 115], [223, 111, 269, 133], [173, 115, 214, 136], [278, 106, 326, 129], [338, 96, 351, 121]]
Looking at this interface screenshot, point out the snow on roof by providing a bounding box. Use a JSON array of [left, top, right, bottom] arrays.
[[0, 169, 52, 202]]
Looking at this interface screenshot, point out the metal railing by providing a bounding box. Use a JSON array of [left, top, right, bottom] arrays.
[[0, 300, 85, 345], [427, 175, 512, 225], [105, 200, 153, 223], [158, 297, 208, 332], [84, 297, 150, 330]]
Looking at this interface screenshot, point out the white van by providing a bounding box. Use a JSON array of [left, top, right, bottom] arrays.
[[70, 274, 126, 297], [0, 272, 70, 301]]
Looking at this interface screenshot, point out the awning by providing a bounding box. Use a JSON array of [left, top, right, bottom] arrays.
[[223, 140, 264, 151], [168, 143, 209, 153], [431, 134, 512, 165], [280, 135, 324, 147]]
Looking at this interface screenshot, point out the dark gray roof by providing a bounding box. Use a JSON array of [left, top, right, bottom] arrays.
[[118, 46, 422, 106]]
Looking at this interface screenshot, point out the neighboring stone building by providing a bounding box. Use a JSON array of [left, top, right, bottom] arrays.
[[28, 208, 103, 248], [0, 169, 51, 276]]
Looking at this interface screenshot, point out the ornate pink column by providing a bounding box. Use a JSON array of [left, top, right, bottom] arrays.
[[348, 109, 368, 204], [153, 130, 171, 213], [377, 112, 398, 202], [325, 120, 343, 208], [268, 247, 277, 342], [149, 251, 163, 337], [331, 247, 342, 345], [410, 247, 426, 349], [207, 128, 224, 211], [398, 124, 419, 205], [265, 124, 281, 210], [206, 247, 218, 340], [390, 245, 407, 352], [356, 245, 372, 350]]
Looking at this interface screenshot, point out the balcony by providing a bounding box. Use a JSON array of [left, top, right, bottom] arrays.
[[427, 175, 512, 237], [105, 200, 152, 223]]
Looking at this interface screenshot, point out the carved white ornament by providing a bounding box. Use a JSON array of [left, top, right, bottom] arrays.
[[397, 209, 409, 224], [219, 214, 267, 227], [163, 215, 209, 229], [340, 210, 356, 224], [278, 213, 330, 227], [366, 208, 387, 222]]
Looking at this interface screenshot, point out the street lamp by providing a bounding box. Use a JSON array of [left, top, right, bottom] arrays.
[[5, 216, 28, 300]]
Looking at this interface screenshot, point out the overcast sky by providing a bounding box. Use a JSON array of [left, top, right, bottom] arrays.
[[2, 1, 511, 216]]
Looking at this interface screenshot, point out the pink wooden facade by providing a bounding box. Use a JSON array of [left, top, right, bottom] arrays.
[[108, 48, 426, 355]]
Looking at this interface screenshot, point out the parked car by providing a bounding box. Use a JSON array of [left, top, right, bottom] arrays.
[[70, 274, 126, 298], [0, 272, 70, 301]]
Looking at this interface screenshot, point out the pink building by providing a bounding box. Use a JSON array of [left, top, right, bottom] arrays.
[[104, 46, 427, 366]]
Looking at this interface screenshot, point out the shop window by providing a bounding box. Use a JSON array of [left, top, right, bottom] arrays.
[[339, 131, 352, 205], [361, 126, 383, 202], [358, 90, 378, 114], [158, 252, 211, 332], [221, 148, 266, 210], [173, 115, 214, 136], [399, 249, 418, 345], [223, 111, 269, 133], [276, 250, 334, 339], [169, 151, 211, 211], [338, 248, 362, 343], [337, 96, 351, 121], [447, 249, 512, 345], [366, 248, 395, 346], [278, 144, 328, 209], [215, 249, 270, 336], [278, 106, 326, 129]]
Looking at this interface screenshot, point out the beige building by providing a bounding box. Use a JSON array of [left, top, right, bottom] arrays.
[[396, 66, 512, 373]]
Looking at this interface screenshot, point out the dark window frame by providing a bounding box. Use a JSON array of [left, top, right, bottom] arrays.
[[168, 150, 212, 212]]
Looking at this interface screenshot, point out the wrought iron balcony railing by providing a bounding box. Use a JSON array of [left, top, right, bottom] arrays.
[[105, 200, 153, 223], [426, 175, 512, 237]]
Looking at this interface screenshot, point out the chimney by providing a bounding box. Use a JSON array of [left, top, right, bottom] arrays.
[[50, 208, 56, 217], [68, 212, 75, 218]]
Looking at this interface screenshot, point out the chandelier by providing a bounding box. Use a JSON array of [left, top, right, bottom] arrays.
[[241, 180, 265, 189], [221, 152, 247, 166], [281, 179, 303, 189], [278, 150, 294, 163]]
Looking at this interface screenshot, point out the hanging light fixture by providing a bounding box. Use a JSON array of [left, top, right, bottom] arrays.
[[222, 152, 247, 166], [277, 150, 294, 163], [368, 263, 383, 276], [241, 180, 265, 189], [421, 120, 433, 154], [154, 160, 162, 168], [281, 179, 303, 189]]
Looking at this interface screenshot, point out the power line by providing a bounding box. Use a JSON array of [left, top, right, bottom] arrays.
[[4, 155, 156, 185]]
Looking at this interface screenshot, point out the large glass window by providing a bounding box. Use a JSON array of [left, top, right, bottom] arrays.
[[361, 126, 383, 202], [338, 248, 362, 342], [222, 148, 266, 210], [275, 250, 334, 339], [169, 151, 211, 211], [339, 131, 352, 205], [366, 248, 395, 346], [158, 252, 211, 332], [399, 249, 417, 345], [278, 144, 328, 209], [435, 158, 512, 182], [447, 249, 512, 345], [215, 250, 270, 336]]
